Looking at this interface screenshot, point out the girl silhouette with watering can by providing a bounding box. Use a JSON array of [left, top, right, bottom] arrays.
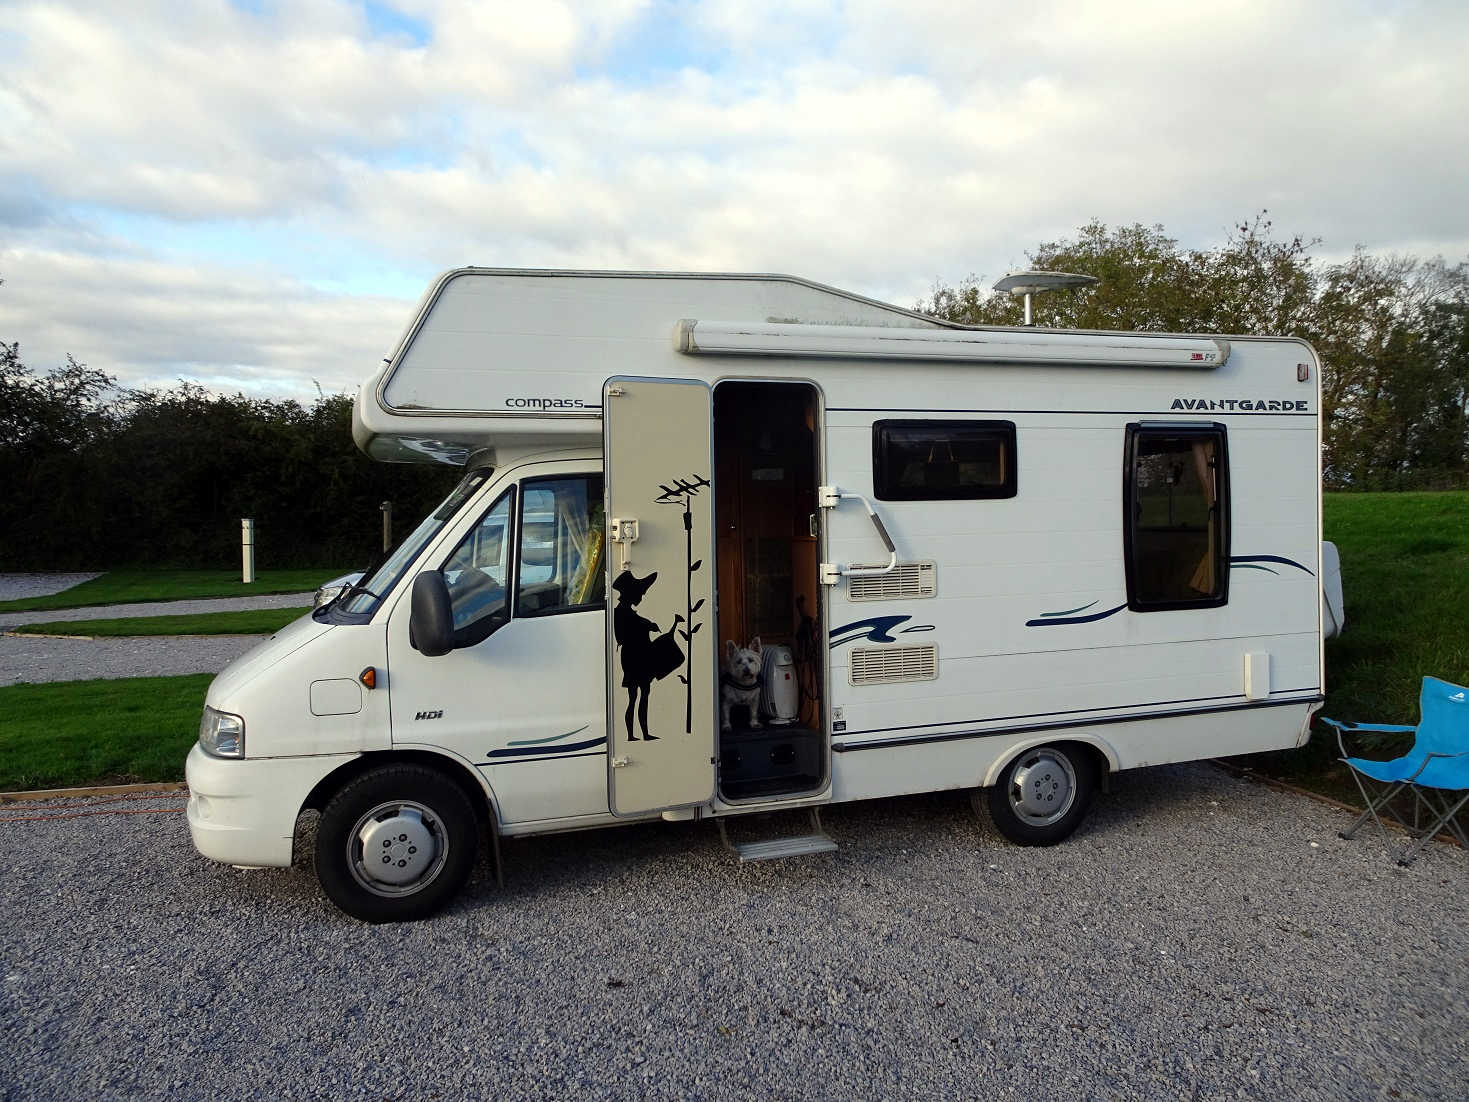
[[612, 570, 684, 741]]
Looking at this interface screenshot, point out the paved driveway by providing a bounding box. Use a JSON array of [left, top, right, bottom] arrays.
[[2, 763, 1465, 1100]]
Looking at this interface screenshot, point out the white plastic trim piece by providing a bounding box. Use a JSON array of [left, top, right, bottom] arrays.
[[676, 320, 1229, 368]]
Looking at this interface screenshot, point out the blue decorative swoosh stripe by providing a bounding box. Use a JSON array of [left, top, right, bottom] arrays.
[[1025, 603, 1128, 627], [1023, 552, 1312, 628], [1035, 600, 1099, 619], [830, 615, 936, 647], [509, 724, 589, 747], [488, 735, 607, 759], [1230, 555, 1314, 577]]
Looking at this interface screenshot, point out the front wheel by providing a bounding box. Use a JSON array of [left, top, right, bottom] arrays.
[[983, 743, 1097, 847], [316, 764, 478, 923]]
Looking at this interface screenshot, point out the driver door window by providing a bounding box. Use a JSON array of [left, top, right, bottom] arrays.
[[517, 476, 606, 616], [442, 488, 514, 646]]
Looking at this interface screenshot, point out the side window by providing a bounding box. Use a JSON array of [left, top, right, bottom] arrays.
[[873, 420, 1017, 501], [441, 488, 514, 646], [516, 475, 606, 616], [1124, 424, 1229, 611]]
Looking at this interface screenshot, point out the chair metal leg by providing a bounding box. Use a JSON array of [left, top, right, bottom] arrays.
[[1396, 790, 1469, 867], [1416, 789, 1469, 848], [1340, 776, 1408, 841]]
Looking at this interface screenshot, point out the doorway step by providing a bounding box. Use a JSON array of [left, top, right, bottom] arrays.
[[716, 807, 838, 863]]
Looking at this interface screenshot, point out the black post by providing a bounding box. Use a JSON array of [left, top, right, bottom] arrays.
[[655, 473, 710, 736], [684, 504, 693, 733]]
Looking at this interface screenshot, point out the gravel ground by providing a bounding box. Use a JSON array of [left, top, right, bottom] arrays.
[[2, 763, 1465, 1100], [0, 573, 102, 600], [0, 593, 314, 686], [0, 592, 315, 631], [0, 633, 268, 687]]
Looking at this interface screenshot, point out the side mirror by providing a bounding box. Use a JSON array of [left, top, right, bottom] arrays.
[[409, 571, 455, 657]]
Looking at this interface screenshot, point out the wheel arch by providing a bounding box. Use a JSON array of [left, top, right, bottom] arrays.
[[979, 735, 1117, 790], [302, 746, 502, 831]]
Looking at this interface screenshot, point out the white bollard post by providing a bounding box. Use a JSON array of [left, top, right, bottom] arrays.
[[241, 518, 255, 584]]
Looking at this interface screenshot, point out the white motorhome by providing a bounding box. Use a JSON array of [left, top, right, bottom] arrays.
[[186, 268, 1327, 922]]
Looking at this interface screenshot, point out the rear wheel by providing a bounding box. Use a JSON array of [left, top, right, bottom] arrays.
[[983, 743, 1097, 846], [316, 764, 478, 923]]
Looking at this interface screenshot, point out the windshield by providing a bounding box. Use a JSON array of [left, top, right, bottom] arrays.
[[337, 468, 491, 617]]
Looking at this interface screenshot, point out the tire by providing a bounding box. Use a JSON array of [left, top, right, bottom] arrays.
[[983, 743, 1098, 847], [315, 764, 478, 923]]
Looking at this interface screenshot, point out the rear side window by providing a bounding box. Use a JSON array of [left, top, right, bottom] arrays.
[[873, 420, 1017, 501], [1124, 424, 1229, 611]]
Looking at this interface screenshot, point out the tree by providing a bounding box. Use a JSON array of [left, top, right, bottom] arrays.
[[919, 216, 1469, 490], [920, 214, 1316, 335]]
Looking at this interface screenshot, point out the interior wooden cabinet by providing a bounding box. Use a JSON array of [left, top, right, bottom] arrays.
[[713, 381, 821, 653]]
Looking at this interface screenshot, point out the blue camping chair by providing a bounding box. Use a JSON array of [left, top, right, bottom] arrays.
[[1322, 675, 1469, 866]]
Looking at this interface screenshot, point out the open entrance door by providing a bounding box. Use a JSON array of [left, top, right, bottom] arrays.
[[712, 380, 828, 801], [604, 377, 717, 815]]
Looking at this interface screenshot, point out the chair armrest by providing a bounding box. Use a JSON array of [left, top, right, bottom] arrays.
[[1322, 717, 1416, 760], [1402, 749, 1469, 783], [1421, 750, 1469, 762]]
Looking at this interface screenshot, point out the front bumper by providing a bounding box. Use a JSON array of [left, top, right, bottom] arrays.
[[185, 743, 360, 867]]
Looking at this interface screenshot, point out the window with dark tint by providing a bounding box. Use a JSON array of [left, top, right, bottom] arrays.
[[1124, 424, 1229, 610], [873, 420, 1017, 501]]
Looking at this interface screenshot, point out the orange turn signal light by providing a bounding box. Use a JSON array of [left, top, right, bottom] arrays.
[[359, 666, 377, 690]]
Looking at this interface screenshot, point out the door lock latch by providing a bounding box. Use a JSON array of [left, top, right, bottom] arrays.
[[609, 518, 639, 570]]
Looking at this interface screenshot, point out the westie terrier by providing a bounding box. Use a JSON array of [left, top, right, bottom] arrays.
[[720, 637, 764, 732]]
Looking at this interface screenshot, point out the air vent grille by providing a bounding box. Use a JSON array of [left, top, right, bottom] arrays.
[[847, 562, 936, 602], [849, 645, 939, 685]]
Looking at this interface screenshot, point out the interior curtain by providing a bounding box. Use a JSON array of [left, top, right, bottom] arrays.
[[561, 481, 604, 605], [1188, 440, 1218, 594], [561, 482, 590, 564]]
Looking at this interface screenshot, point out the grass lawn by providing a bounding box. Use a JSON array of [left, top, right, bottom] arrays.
[[1243, 490, 1469, 804], [0, 674, 212, 790], [0, 569, 343, 613], [11, 607, 312, 637], [4, 493, 1465, 797]]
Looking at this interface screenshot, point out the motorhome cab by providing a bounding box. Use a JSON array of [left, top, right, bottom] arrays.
[[186, 269, 1327, 922]]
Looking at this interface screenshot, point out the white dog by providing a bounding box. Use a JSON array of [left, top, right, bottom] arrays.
[[721, 637, 764, 732]]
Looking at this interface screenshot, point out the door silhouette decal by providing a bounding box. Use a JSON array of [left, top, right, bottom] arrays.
[[611, 472, 709, 739], [612, 570, 684, 741]]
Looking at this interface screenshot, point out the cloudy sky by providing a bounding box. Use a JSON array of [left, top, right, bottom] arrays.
[[2, 0, 1466, 399]]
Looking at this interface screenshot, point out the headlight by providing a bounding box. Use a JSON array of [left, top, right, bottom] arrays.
[[315, 572, 364, 610], [199, 706, 245, 758], [314, 582, 348, 610]]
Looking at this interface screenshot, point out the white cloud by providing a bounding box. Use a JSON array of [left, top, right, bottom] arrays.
[[1, 0, 1466, 396], [0, 245, 410, 399]]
